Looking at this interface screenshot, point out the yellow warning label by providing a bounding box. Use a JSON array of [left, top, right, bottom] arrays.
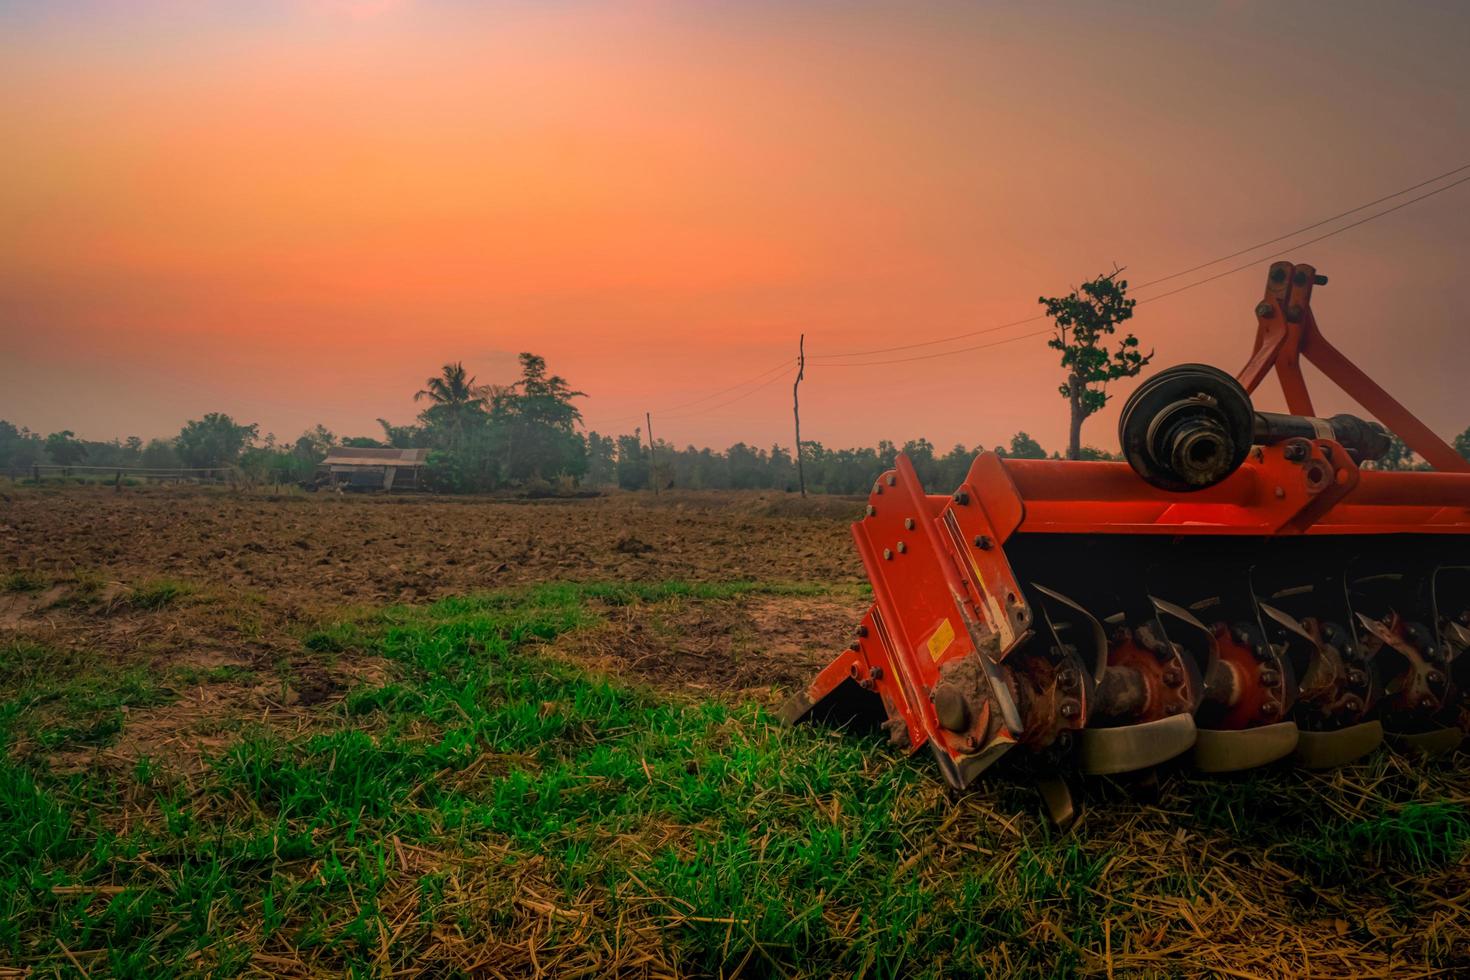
[[927, 619, 956, 661]]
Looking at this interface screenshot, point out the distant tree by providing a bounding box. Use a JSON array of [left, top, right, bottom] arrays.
[[1456, 426, 1470, 461], [1040, 270, 1152, 460], [1005, 431, 1047, 459], [585, 431, 617, 486], [493, 353, 587, 483], [124, 436, 144, 456], [45, 430, 88, 466], [140, 438, 181, 469], [377, 418, 426, 449], [293, 424, 336, 462], [177, 413, 258, 469], [415, 362, 490, 442], [615, 431, 649, 490], [341, 436, 386, 449], [0, 421, 45, 470]]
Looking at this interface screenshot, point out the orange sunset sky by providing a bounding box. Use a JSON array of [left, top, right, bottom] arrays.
[[3, 1, 1468, 456]]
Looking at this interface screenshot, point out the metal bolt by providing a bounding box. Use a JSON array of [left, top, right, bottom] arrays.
[[1283, 442, 1308, 462], [1274, 486, 1286, 499], [883, 548, 893, 560], [1419, 696, 1437, 711], [974, 535, 993, 550], [855, 625, 869, 638], [1292, 270, 1309, 287], [1258, 668, 1280, 687], [1347, 668, 1367, 686], [904, 517, 915, 530], [897, 541, 908, 554], [1428, 671, 1445, 687], [953, 490, 970, 505], [865, 505, 876, 517], [1255, 302, 1275, 318], [1059, 702, 1080, 720], [1162, 667, 1182, 687], [1057, 669, 1079, 691], [1261, 700, 1281, 718], [869, 666, 884, 680], [886, 475, 896, 486], [1343, 696, 1362, 713], [1286, 304, 1304, 322], [849, 641, 861, 651], [1270, 267, 1288, 283], [1165, 703, 1184, 716]]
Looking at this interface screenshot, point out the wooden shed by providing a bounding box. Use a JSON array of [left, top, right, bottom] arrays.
[[318, 448, 429, 492]]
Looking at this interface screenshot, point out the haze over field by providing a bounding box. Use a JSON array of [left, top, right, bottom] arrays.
[[3, 0, 1468, 453]]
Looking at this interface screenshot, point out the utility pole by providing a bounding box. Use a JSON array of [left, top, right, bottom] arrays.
[[645, 411, 659, 494], [792, 335, 807, 497]]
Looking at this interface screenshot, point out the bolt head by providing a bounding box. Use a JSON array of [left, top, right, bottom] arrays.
[[856, 625, 869, 638], [883, 548, 893, 560], [953, 490, 970, 505], [1260, 700, 1281, 718], [897, 541, 907, 554], [974, 535, 993, 550], [1255, 302, 1275, 318], [1258, 669, 1280, 687], [904, 517, 915, 530], [1162, 668, 1183, 687], [1059, 702, 1080, 720], [865, 505, 876, 517]]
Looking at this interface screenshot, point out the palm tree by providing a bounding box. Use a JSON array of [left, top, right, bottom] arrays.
[[415, 362, 490, 440]]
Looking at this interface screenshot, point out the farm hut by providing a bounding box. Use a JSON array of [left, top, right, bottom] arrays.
[[318, 448, 429, 492]]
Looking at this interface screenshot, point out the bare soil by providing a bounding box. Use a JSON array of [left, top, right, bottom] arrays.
[[0, 484, 867, 768]]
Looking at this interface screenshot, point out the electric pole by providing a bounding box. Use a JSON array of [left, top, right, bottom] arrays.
[[792, 336, 806, 497], [645, 411, 659, 494]]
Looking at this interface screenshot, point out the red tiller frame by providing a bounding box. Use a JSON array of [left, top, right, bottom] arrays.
[[788, 260, 1470, 784]]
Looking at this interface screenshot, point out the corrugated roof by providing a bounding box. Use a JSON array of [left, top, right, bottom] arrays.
[[322, 448, 428, 466]]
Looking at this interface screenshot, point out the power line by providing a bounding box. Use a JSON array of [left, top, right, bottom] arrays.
[[583, 356, 795, 429], [1134, 172, 1470, 306], [813, 328, 1054, 368], [660, 368, 794, 420], [809, 165, 1470, 369], [808, 160, 1470, 361], [1130, 161, 1470, 291]]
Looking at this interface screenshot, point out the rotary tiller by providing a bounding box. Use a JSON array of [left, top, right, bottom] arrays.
[[781, 261, 1470, 822]]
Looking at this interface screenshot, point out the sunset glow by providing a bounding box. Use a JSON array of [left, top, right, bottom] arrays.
[[4, 1, 1468, 454]]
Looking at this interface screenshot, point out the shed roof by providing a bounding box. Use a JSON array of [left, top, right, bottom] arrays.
[[322, 448, 428, 467]]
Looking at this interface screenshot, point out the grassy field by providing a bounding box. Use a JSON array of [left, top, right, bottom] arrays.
[[1, 488, 1467, 977], [1, 578, 1467, 978]]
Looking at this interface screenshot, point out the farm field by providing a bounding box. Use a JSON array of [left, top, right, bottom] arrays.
[[0, 485, 1466, 978]]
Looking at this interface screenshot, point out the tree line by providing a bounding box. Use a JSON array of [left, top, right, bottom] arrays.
[[5, 276, 1466, 492], [0, 353, 1114, 494]]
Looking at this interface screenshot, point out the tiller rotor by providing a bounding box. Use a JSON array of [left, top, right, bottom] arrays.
[[782, 261, 1470, 822]]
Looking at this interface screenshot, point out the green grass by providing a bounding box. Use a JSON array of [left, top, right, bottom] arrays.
[[3, 570, 48, 593], [0, 642, 176, 757], [0, 582, 1464, 977], [119, 578, 194, 611]]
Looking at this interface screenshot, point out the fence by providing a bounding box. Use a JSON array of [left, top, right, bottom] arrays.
[[3, 464, 233, 485]]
